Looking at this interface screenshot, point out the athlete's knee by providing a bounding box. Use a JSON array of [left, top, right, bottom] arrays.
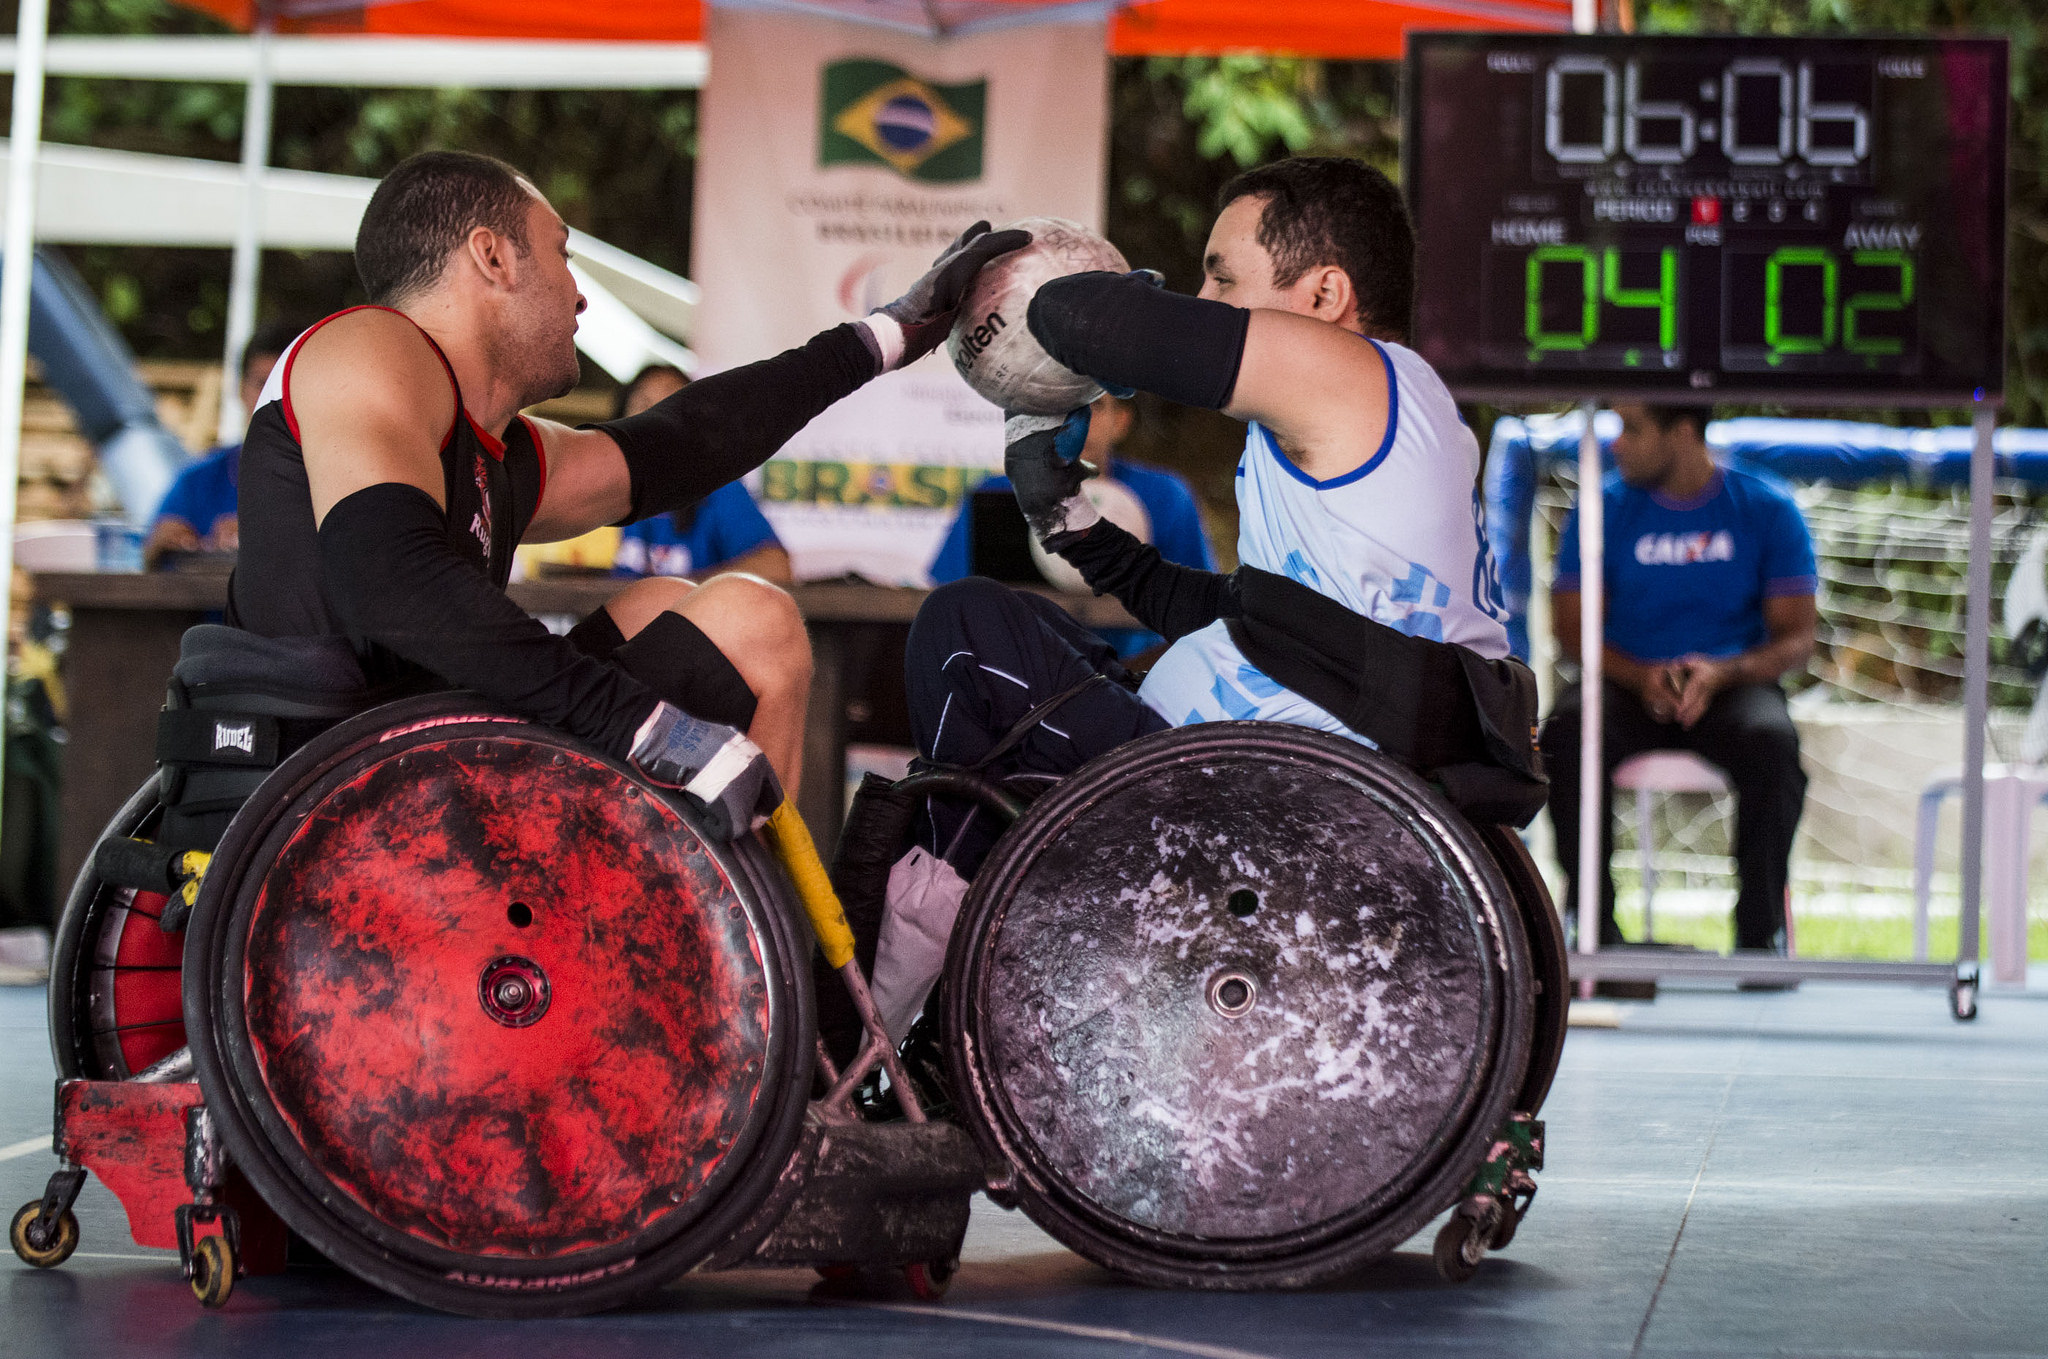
[[683, 573, 811, 697], [912, 577, 1032, 652], [604, 575, 697, 640]]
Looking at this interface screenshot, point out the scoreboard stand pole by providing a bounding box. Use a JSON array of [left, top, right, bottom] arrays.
[[1955, 406, 1994, 1015], [1575, 401, 1603, 1000]]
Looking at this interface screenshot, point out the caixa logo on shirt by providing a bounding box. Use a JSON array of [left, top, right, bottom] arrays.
[[1634, 530, 1735, 566]]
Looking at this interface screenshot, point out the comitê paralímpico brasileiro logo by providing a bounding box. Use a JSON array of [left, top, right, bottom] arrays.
[[820, 58, 985, 183]]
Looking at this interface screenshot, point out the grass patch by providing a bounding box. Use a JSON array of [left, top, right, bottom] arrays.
[[1615, 903, 2048, 961]]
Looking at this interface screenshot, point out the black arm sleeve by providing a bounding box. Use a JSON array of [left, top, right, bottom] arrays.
[[1045, 519, 1239, 643], [594, 323, 877, 525], [1026, 272, 1250, 411], [319, 482, 660, 757]]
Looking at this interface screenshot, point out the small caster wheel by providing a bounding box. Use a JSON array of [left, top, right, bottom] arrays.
[[904, 1258, 955, 1302], [815, 1264, 860, 1283], [190, 1234, 235, 1309], [11, 1200, 79, 1268], [1951, 980, 1978, 1022], [1433, 1213, 1486, 1284], [1486, 1207, 1519, 1251]]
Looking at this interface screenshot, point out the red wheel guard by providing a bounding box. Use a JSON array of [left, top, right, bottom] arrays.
[[240, 735, 771, 1259]]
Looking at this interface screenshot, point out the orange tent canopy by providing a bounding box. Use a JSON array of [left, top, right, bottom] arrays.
[[176, 0, 1572, 59]]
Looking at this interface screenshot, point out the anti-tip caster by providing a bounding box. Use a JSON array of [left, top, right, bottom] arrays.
[[10, 1200, 80, 1269]]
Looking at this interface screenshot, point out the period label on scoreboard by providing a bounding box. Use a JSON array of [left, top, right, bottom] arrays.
[[1403, 34, 2007, 405]]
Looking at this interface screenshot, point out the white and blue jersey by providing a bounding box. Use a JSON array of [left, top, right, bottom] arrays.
[[1138, 338, 1511, 741]]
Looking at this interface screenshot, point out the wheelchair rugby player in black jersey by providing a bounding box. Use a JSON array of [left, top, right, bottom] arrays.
[[224, 149, 1025, 837]]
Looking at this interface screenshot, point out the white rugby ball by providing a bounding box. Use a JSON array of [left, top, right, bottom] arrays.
[[948, 217, 1128, 416], [1030, 477, 1152, 593]]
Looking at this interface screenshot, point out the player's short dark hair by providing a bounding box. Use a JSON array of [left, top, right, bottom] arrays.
[[242, 319, 303, 377], [1644, 404, 1716, 438], [1217, 156, 1415, 342], [354, 151, 536, 305]]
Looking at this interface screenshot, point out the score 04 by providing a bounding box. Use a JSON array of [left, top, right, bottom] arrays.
[[1525, 245, 1677, 354], [1546, 56, 1867, 166]]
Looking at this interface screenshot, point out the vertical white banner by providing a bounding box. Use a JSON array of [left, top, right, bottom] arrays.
[[693, 5, 1109, 583]]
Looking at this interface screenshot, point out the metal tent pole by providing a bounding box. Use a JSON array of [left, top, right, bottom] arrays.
[[1576, 401, 1603, 983], [217, 9, 273, 444], [1957, 406, 1995, 998], [0, 0, 53, 843]]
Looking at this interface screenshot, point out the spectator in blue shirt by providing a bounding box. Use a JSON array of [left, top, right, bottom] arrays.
[[928, 394, 1213, 656], [1543, 403, 1818, 954], [144, 320, 300, 568], [610, 364, 792, 584]]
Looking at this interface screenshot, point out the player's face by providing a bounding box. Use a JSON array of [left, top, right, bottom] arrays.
[[1197, 194, 1339, 325], [506, 192, 585, 404], [1612, 403, 1677, 489]]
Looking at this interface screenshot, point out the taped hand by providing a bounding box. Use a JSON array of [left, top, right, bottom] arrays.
[[1004, 405, 1098, 542], [629, 702, 783, 841], [873, 220, 1033, 368]]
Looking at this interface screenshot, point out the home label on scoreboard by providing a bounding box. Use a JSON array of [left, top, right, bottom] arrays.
[[1402, 34, 2007, 406]]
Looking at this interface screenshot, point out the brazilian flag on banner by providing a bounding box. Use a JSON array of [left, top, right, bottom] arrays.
[[820, 59, 986, 184]]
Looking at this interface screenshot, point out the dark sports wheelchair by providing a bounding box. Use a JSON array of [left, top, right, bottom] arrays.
[[12, 627, 1565, 1315]]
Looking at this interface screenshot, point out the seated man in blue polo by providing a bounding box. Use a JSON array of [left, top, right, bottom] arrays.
[[1543, 402, 1818, 953], [927, 393, 1213, 656], [144, 320, 300, 568], [610, 364, 793, 584]]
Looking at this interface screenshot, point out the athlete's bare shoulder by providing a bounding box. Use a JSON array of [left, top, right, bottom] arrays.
[[288, 308, 459, 522], [1226, 310, 1392, 481], [287, 308, 456, 434]]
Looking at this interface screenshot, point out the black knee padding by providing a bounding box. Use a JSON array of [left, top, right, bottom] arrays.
[[608, 611, 759, 730]]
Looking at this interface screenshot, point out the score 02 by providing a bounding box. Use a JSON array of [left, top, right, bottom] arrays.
[[1753, 246, 1915, 359], [1545, 55, 1868, 166]]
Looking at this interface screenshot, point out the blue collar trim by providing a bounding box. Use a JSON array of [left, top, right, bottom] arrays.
[[1258, 338, 1399, 490]]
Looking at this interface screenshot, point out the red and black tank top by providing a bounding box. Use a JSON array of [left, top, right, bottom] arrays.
[[225, 306, 548, 685]]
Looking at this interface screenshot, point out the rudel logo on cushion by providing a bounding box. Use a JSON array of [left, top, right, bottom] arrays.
[[819, 59, 985, 183], [213, 722, 255, 755]]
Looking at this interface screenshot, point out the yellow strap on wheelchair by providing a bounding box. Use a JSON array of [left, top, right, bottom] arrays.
[[177, 850, 211, 910], [762, 800, 856, 970]]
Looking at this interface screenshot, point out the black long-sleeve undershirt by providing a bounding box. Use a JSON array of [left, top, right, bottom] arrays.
[[320, 482, 660, 757], [1026, 272, 1249, 412], [1045, 519, 1238, 643], [596, 322, 877, 524]]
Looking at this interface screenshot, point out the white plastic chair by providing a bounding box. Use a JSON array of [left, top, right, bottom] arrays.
[[1912, 765, 2046, 984]]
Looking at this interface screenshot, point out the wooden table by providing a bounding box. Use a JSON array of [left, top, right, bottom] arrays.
[[31, 571, 1137, 886]]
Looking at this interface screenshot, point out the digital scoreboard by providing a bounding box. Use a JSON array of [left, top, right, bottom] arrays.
[[1402, 34, 2008, 405]]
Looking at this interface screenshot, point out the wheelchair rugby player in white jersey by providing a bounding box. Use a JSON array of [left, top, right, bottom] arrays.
[[903, 155, 1547, 880]]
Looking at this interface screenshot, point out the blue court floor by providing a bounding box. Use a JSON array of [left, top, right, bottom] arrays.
[[4, 978, 2044, 1359]]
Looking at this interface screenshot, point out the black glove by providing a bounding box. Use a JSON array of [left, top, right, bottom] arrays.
[[871, 220, 1032, 369], [1004, 405, 1098, 542], [629, 702, 782, 841]]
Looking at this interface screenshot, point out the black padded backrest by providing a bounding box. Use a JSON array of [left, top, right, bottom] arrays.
[[174, 624, 368, 697], [155, 626, 382, 852]]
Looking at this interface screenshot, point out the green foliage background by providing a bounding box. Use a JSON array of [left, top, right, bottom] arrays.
[[2, 0, 2038, 433]]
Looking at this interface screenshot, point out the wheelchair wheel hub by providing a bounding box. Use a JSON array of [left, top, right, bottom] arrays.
[[478, 956, 549, 1027]]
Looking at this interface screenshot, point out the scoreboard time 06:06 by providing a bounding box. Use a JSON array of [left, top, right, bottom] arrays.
[[1403, 35, 2007, 406]]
